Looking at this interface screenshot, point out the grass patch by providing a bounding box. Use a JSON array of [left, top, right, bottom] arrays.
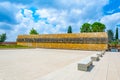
[[0, 45, 31, 49]]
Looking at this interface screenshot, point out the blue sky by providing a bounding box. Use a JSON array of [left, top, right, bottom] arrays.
[[0, 0, 120, 41]]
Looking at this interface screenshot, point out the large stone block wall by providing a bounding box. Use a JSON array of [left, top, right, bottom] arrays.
[[17, 32, 108, 51]]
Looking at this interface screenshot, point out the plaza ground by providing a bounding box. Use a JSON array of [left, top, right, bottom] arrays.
[[0, 49, 119, 80]]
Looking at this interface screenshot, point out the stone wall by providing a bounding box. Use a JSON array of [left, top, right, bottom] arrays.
[[17, 32, 108, 51]]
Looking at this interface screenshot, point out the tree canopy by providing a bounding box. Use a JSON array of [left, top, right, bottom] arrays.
[[80, 23, 91, 33], [80, 22, 106, 33], [67, 26, 72, 33], [115, 27, 118, 40], [91, 22, 106, 32], [29, 28, 39, 35], [107, 30, 114, 42], [0, 33, 7, 42]]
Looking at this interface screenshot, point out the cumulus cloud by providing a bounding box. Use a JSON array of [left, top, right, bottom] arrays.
[[1, 0, 120, 41], [34, 0, 108, 33], [100, 12, 120, 38], [0, 2, 18, 24], [101, 12, 120, 30], [0, 1, 26, 24], [0, 2, 26, 41]]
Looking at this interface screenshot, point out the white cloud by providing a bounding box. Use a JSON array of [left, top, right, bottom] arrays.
[[100, 12, 120, 39], [0, 0, 113, 41], [35, 9, 50, 18], [101, 12, 120, 30], [23, 9, 33, 18]]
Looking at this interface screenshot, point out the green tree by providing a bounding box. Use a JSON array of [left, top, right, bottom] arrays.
[[115, 27, 118, 40], [80, 23, 91, 32], [107, 30, 114, 42], [91, 22, 106, 32], [29, 28, 38, 35], [0, 33, 7, 42], [67, 26, 72, 33]]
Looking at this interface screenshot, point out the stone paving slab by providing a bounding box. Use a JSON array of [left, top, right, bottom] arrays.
[[36, 52, 120, 80], [1, 49, 119, 80], [0, 49, 95, 80]]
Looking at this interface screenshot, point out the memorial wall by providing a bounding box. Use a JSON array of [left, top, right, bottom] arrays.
[[17, 32, 108, 50]]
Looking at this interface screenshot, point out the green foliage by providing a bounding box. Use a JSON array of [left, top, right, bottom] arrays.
[[0, 33, 7, 42], [67, 26, 72, 33], [80, 22, 106, 33], [0, 45, 30, 48], [109, 40, 118, 45], [29, 28, 39, 35], [118, 40, 120, 44], [115, 27, 118, 40], [80, 23, 91, 33], [107, 30, 114, 42], [91, 22, 106, 32]]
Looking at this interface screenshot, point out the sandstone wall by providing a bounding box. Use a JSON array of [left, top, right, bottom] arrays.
[[17, 32, 108, 51]]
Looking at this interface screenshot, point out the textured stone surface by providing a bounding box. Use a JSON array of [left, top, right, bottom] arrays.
[[0, 49, 119, 80], [78, 57, 92, 71], [17, 32, 108, 50], [91, 54, 99, 61], [0, 49, 95, 80], [36, 52, 120, 80]]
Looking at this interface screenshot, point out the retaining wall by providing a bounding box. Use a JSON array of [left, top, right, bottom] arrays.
[[17, 32, 108, 50]]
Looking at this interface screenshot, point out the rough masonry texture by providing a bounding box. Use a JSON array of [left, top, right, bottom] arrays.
[[17, 32, 108, 50]]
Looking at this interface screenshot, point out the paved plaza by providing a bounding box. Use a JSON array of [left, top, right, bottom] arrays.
[[0, 49, 120, 80]]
